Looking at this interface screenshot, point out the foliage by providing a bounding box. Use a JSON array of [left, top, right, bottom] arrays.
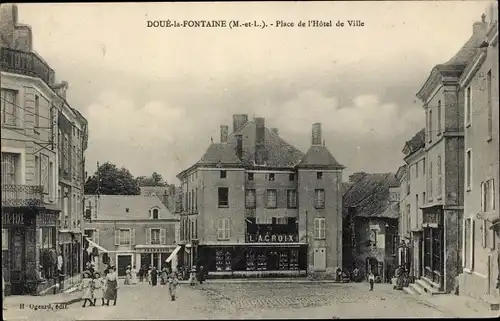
[[84, 162, 141, 195], [136, 172, 167, 187]]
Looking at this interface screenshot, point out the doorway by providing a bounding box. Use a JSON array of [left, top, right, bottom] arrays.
[[313, 248, 326, 271], [10, 227, 25, 295], [117, 255, 132, 277], [423, 227, 444, 287]]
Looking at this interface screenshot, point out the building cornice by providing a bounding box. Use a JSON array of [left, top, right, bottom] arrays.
[[1, 71, 59, 100], [403, 147, 425, 164], [416, 65, 464, 104]]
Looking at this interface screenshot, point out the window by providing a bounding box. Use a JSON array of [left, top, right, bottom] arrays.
[[371, 229, 378, 247], [422, 159, 426, 175], [194, 188, 198, 212], [195, 219, 198, 238], [2, 229, 9, 251], [437, 100, 441, 135], [416, 162, 419, 178], [247, 173, 254, 181], [406, 204, 411, 232], [34, 155, 40, 185], [482, 219, 488, 249], [150, 228, 161, 244], [407, 170, 411, 195], [437, 156, 442, 197], [34, 95, 40, 129], [40, 227, 54, 249], [482, 179, 496, 212], [428, 110, 433, 143], [487, 70, 492, 140], [314, 189, 325, 209], [428, 161, 433, 200], [2, 153, 18, 185], [314, 217, 326, 239], [465, 86, 471, 127], [422, 192, 426, 205], [289, 173, 295, 181], [463, 218, 474, 270], [220, 170, 227, 179], [118, 229, 131, 245], [317, 172, 323, 180], [1, 89, 17, 126], [266, 189, 277, 208], [277, 217, 287, 225], [245, 189, 256, 208], [152, 208, 159, 219], [218, 187, 229, 207], [217, 218, 230, 240], [287, 189, 297, 208], [466, 149, 472, 191], [268, 173, 275, 181]]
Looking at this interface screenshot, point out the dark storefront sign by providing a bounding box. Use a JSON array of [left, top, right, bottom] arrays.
[[247, 233, 298, 243], [37, 212, 58, 226], [2, 212, 25, 226]]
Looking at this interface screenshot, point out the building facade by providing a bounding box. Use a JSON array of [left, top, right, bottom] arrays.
[[82, 195, 180, 277], [458, 2, 499, 306], [342, 172, 400, 283], [1, 4, 72, 296], [140, 185, 179, 214], [176, 115, 344, 278]]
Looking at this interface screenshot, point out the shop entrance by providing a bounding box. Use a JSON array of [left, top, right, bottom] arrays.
[[117, 255, 132, 277], [423, 227, 444, 286], [9, 227, 25, 295]]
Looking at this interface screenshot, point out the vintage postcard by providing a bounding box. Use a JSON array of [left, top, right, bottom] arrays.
[[1, 1, 499, 320]]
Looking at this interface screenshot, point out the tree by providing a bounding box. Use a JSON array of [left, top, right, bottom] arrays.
[[84, 162, 141, 195], [136, 172, 166, 187]]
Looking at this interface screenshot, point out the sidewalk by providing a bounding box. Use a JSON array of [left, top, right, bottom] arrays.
[[179, 278, 341, 284], [404, 292, 500, 318]]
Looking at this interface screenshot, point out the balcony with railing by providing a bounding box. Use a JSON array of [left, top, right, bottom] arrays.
[[0, 47, 55, 86], [1, 184, 44, 207]]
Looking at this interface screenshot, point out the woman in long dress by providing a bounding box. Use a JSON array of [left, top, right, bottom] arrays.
[[93, 272, 105, 306], [124, 266, 131, 285], [168, 273, 179, 301], [131, 265, 138, 285], [80, 271, 94, 308], [103, 266, 119, 306], [151, 267, 158, 286]]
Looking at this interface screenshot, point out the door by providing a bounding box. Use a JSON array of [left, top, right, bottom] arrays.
[[10, 228, 25, 295], [117, 255, 132, 277], [313, 248, 326, 271]]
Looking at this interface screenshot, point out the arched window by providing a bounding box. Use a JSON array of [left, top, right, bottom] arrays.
[[152, 208, 159, 219]]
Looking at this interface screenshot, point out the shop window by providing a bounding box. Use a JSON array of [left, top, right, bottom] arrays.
[[314, 189, 325, 209], [246, 250, 256, 271], [218, 187, 229, 207], [266, 189, 277, 208], [2, 229, 8, 251], [314, 217, 326, 239], [278, 251, 289, 270], [287, 189, 297, 208], [246, 189, 256, 208]]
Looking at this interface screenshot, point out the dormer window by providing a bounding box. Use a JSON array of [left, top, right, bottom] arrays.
[[152, 208, 159, 219]]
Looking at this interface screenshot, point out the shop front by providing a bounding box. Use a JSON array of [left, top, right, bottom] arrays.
[[135, 245, 177, 271], [422, 206, 444, 290]]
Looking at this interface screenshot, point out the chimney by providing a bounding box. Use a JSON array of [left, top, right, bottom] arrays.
[[235, 134, 243, 160], [254, 117, 267, 165], [312, 123, 322, 145], [472, 19, 487, 35], [220, 125, 229, 143], [271, 128, 279, 136], [233, 114, 249, 132]]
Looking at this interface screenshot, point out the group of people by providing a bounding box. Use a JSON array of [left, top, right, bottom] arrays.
[[79, 263, 119, 307], [124, 265, 138, 285]]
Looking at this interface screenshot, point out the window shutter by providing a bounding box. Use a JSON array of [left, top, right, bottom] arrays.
[[115, 229, 120, 246], [95, 229, 99, 245], [160, 228, 166, 244], [131, 228, 135, 245], [471, 219, 475, 270], [146, 228, 151, 245]]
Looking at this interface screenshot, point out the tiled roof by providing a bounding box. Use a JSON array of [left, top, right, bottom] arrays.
[[84, 195, 177, 221], [297, 145, 345, 169], [198, 143, 242, 165], [443, 22, 488, 66], [404, 128, 425, 154], [228, 120, 305, 168], [342, 173, 399, 219]]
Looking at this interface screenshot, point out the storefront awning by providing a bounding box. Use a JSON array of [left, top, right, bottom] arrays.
[[165, 245, 182, 263], [85, 237, 108, 253]]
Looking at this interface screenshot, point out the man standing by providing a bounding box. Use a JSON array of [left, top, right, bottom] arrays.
[[57, 251, 64, 291], [197, 265, 205, 285]]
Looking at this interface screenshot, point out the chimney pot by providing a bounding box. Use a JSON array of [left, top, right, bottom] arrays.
[[220, 125, 229, 143], [233, 114, 249, 132], [312, 123, 322, 145]]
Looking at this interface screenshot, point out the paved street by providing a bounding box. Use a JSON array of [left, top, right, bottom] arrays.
[[3, 281, 459, 320]]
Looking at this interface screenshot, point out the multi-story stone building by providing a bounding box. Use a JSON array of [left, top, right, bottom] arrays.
[[83, 195, 180, 277], [176, 114, 344, 278], [410, 13, 490, 295], [401, 129, 427, 282], [458, 2, 499, 308]]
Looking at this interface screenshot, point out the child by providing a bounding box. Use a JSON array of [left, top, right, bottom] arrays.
[[368, 271, 375, 291], [147, 266, 152, 285], [80, 271, 94, 307], [168, 273, 179, 301], [93, 272, 105, 306]]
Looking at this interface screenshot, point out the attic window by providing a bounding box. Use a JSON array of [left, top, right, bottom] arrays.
[[152, 208, 159, 219], [317, 172, 323, 180], [125, 208, 130, 213]]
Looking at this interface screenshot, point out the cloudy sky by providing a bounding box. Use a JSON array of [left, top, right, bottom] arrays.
[[18, 1, 489, 183]]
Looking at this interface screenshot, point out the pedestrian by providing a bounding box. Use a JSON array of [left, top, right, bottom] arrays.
[[147, 266, 152, 285], [93, 272, 105, 306], [197, 265, 205, 285], [168, 272, 179, 301], [103, 266, 119, 306], [368, 271, 375, 291], [131, 265, 138, 285], [189, 266, 197, 286], [80, 271, 94, 307], [124, 265, 131, 285], [151, 266, 158, 286]]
